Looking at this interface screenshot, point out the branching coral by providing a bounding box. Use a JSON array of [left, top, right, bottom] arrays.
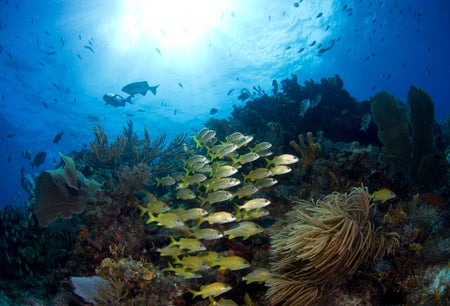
[[122, 120, 187, 170], [266, 187, 400, 306], [90, 124, 127, 166], [289, 131, 321, 165]]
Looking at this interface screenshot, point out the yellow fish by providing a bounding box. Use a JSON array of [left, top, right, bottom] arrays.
[[146, 212, 185, 228], [370, 188, 396, 203], [191, 228, 224, 240], [214, 255, 250, 271], [201, 211, 237, 224], [164, 262, 202, 279], [224, 221, 264, 240], [169, 236, 206, 252], [172, 255, 210, 271], [208, 296, 238, 306], [189, 282, 232, 299], [242, 268, 272, 284]]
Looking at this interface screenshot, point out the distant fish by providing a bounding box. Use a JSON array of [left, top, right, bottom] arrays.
[[86, 115, 99, 122], [178, 82, 184, 89], [52, 83, 61, 91], [84, 45, 94, 53], [31, 151, 47, 168], [6, 134, 14, 138], [6, 155, 11, 163], [309, 40, 316, 47], [299, 99, 310, 117], [360, 113, 371, 131], [122, 81, 159, 96], [316, 12, 323, 18], [21, 149, 31, 160], [103, 93, 132, 107], [46, 51, 56, 55], [210, 108, 218, 115], [293, 2, 299, 8], [298, 47, 305, 53], [156, 48, 162, 55], [227, 89, 234, 96], [52, 131, 64, 143], [311, 93, 321, 108]]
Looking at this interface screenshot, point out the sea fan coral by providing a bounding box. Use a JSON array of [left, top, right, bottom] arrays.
[[266, 187, 400, 305]]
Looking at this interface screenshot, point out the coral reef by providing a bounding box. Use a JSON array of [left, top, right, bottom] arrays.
[[266, 187, 400, 305]]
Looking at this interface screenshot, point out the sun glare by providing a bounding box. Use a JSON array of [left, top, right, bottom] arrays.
[[116, 0, 228, 51]]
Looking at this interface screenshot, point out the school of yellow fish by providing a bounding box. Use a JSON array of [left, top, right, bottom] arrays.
[[140, 128, 299, 303]]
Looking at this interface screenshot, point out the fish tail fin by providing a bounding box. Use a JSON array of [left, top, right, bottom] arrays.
[[168, 235, 178, 247], [188, 289, 200, 299], [149, 85, 159, 96], [265, 157, 272, 167], [197, 215, 205, 226], [138, 204, 148, 216], [125, 95, 133, 104], [199, 196, 206, 207], [145, 212, 156, 224], [193, 136, 202, 148]]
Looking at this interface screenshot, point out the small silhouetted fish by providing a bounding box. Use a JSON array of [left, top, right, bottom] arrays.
[[6, 134, 14, 138], [298, 47, 305, 53], [52, 131, 64, 143], [86, 115, 99, 122], [31, 151, 47, 168], [122, 81, 159, 96], [21, 150, 31, 160], [309, 41, 316, 46], [52, 83, 61, 91], [46, 51, 56, 55], [293, 2, 299, 8], [178, 82, 184, 89], [126, 113, 134, 117], [342, 4, 347, 11], [210, 108, 218, 115], [77, 54, 82, 60], [156, 48, 162, 55], [44, 30, 50, 35], [6, 156, 11, 163], [316, 12, 323, 18], [84, 45, 94, 53], [227, 89, 234, 95], [387, 73, 391, 79], [60, 37, 64, 46], [42, 101, 48, 108], [137, 109, 146, 112]]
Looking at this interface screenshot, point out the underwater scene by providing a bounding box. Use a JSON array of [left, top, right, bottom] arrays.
[[0, 0, 449, 305]]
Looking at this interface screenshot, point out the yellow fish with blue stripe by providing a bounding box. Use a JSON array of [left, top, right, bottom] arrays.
[[189, 282, 232, 299]]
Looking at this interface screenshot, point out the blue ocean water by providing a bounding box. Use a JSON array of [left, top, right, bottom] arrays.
[[0, 0, 449, 206]]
